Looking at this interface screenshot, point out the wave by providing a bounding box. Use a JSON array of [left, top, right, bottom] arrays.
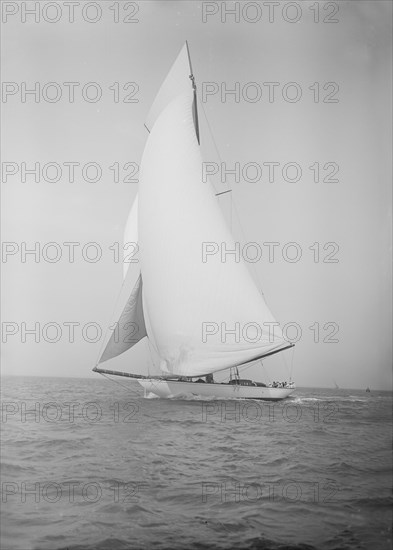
[[348, 495, 393, 510]]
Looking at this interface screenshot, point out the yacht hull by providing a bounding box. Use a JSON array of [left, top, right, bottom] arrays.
[[138, 379, 295, 400]]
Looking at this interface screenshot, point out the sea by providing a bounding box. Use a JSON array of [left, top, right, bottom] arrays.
[[1, 376, 392, 550]]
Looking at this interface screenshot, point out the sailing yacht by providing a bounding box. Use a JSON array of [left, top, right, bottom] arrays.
[[93, 43, 296, 400]]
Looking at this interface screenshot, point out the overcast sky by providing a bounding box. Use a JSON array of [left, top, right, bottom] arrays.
[[2, 0, 392, 389]]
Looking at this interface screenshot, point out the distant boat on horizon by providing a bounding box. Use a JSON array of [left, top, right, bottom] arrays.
[[333, 379, 339, 390], [366, 387, 371, 392], [93, 43, 295, 401]]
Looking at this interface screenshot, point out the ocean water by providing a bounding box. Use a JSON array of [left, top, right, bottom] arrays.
[[1, 376, 392, 550]]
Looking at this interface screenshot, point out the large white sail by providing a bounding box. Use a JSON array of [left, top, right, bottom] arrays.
[[97, 44, 200, 369], [145, 43, 194, 134], [138, 88, 287, 377]]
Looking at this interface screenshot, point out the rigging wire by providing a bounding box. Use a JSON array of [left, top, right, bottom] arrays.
[[260, 360, 272, 385], [96, 371, 142, 395], [289, 347, 295, 382], [93, 273, 130, 367], [197, 90, 266, 297], [197, 92, 233, 230], [198, 92, 223, 165], [197, 88, 296, 383], [147, 338, 159, 376]]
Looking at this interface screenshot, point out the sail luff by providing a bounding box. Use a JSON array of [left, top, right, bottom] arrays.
[[97, 261, 147, 365], [185, 41, 200, 144], [144, 43, 197, 138]]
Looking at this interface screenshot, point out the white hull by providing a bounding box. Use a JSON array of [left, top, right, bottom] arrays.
[[138, 379, 295, 400]]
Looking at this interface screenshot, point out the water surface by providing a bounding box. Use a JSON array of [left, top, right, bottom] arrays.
[[1, 376, 392, 549]]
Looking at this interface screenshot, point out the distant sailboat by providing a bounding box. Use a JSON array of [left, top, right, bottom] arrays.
[[366, 387, 371, 393], [93, 43, 295, 400], [333, 379, 339, 390]]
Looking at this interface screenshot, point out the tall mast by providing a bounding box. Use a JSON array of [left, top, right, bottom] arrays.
[[186, 41, 200, 144]]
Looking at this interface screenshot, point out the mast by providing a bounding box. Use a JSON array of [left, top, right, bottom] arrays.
[[144, 42, 198, 140], [186, 41, 200, 144]]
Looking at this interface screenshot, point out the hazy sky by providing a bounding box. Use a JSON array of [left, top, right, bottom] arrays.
[[2, 0, 392, 389]]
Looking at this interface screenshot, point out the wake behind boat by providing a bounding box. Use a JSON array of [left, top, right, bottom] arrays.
[[93, 43, 296, 401]]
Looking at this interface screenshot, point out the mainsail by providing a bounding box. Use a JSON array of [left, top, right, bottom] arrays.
[[97, 43, 198, 367], [145, 42, 199, 141], [97, 43, 290, 376]]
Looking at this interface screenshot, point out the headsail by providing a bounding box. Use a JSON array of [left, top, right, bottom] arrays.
[[138, 86, 288, 377], [97, 255, 147, 365]]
